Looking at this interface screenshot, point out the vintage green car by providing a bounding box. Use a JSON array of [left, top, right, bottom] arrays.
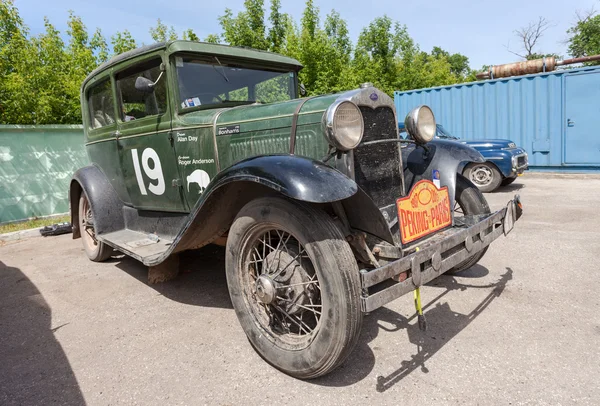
[[71, 40, 522, 379]]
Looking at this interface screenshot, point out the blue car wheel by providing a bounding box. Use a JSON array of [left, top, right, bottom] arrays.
[[463, 162, 502, 193]]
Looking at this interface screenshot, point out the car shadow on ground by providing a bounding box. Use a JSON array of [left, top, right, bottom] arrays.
[[495, 182, 525, 193], [313, 266, 513, 390], [113, 245, 233, 309], [109, 247, 512, 390], [0, 260, 85, 405]]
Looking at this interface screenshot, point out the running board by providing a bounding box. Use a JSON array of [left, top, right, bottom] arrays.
[[98, 229, 173, 265]]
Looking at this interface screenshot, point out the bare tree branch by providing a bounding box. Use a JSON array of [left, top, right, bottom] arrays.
[[513, 17, 552, 58], [575, 6, 597, 24], [503, 40, 526, 59]]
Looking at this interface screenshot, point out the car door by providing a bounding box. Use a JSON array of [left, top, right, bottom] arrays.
[[114, 56, 188, 212]]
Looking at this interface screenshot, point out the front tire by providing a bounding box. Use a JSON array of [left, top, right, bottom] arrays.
[[464, 162, 502, 193], [449, 174, 491, 273], [225, 197, 362, 379], [78, 194, 113, 262]]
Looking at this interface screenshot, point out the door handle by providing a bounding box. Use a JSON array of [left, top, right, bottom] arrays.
[[567, 119, 575, 127]]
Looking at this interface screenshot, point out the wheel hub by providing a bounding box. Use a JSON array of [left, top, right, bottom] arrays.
[[470, 165, 492, 186], [261, 248, 315, 315], [255, 274, 277, 304]]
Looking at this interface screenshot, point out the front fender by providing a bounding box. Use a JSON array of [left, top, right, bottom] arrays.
[[205, 154, 358, 204], [477, 149, 514, 177], [165, 155, 360, 260], [402, 140, 484, 205]]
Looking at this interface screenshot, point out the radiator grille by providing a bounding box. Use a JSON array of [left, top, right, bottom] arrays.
[[353, 106, 404, 209]]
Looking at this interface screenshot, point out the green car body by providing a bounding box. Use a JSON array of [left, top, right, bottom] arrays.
[[71, 40, 522, 379]]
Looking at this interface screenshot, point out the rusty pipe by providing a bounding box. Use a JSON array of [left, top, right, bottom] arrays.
[[555, 54, 600, 66], [476, 54, 600, 80]]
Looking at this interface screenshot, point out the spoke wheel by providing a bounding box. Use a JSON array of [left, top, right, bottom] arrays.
[[464, 162, 502, 193], [78, 193, 113, 262], [226, 197, 362, 379], [244, 227, 322, 346], [449, 174, 491, 273]]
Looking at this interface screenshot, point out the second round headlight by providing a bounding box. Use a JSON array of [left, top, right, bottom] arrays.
[[325, 101, 364, 151], [404, 105, 436, 144]]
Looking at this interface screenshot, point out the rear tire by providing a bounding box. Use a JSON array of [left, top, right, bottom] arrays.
[[78, 194, 113, 262], [464, 162, 502, 193], [225, 197, 362, 379], [501, 176, 517, 186], [449, 174, 491, 273]]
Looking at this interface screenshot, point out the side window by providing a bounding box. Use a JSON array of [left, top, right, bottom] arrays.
[[116, 58, 167, 122], [87, 79, 115, 129]]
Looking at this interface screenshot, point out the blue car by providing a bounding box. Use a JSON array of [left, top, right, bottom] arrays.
[[400, 123, 528, 192]]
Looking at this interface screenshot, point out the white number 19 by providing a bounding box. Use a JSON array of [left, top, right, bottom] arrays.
[[131, 148, 165, 196]]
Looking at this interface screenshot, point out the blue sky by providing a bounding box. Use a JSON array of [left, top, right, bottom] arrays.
[[14, 0, 598, 68]]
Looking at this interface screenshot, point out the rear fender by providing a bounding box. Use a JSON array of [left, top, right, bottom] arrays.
[[402, 139, 484, 205], [69, 165, 125, 238]]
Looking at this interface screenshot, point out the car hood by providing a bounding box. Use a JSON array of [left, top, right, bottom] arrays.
[[462, 139, 516, 149], [178, 86, 398, 134]]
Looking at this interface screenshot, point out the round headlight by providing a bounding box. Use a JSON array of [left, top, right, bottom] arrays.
[[323, 101, 364, 151], [404, 105, 436, 144]]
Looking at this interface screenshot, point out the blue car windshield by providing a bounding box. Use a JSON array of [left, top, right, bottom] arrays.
[[436, 125, 459, 140]]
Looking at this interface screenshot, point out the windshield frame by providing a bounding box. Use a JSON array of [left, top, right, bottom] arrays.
[[172, 53, 299, 114], [436, 124, 460, 140]]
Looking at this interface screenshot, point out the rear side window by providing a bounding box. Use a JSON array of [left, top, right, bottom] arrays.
[[116, 58, 167, 122], [87, 79, 115, 129]]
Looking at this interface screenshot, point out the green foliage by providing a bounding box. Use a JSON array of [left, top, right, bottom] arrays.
[[149, 19, 177, 43], [0, 0, 477, 124], [219, 0, 268, 50], [567, 14, 600, 65], [204, 34, 220, 44], [182, 29, 199, 42], [111, 30, 136, 55]]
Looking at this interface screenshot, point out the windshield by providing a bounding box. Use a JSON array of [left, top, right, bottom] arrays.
[[436, 124, 459, 140], [175, 55, 296, 110]]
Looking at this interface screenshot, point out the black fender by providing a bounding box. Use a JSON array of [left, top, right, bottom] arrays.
[[207, 154, 359, 203], [402, 139, 484, 205], [69, 165, 125, 238], [168, 154, 365, 256]]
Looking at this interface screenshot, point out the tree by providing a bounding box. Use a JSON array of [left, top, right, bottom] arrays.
[[111, 30, 136, 55], [149, 19, 177, 43], [431, 46, 471, 78], [204, 34, 220, 44], [182, 28, 199, 42], [567, 10, 600, 65], [219, 0, 268, 50], [267, 0, 286, 53], [510, 16, 552, 59], [353, 16, 407, 94]]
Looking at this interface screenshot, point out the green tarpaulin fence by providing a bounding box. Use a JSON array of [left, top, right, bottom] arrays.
[[0, 125, 88, 224]]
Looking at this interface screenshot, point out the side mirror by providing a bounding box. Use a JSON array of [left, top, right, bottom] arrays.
[[299, 83, 307, 97], [135, 76, 155, 93]]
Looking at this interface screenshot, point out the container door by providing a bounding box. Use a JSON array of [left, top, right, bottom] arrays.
[[564, 72, 600, 165], [115, 56, 188, 212]]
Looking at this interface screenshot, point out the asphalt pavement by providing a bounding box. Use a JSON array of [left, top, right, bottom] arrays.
[[1, 176, 599, 405]]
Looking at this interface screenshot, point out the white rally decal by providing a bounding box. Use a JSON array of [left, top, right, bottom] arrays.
[[186, 169, 210, 194], [131, 148, 165, 196]]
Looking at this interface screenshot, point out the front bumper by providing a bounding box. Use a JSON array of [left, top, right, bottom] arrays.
[[511, 152, 529, 175], [359, 195, 522, 312]]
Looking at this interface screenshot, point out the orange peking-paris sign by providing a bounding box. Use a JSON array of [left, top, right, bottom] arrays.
[[397, 180, 452, 244]]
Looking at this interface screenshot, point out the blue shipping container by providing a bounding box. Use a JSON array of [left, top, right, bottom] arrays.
[[394, 65, 600, 168]]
